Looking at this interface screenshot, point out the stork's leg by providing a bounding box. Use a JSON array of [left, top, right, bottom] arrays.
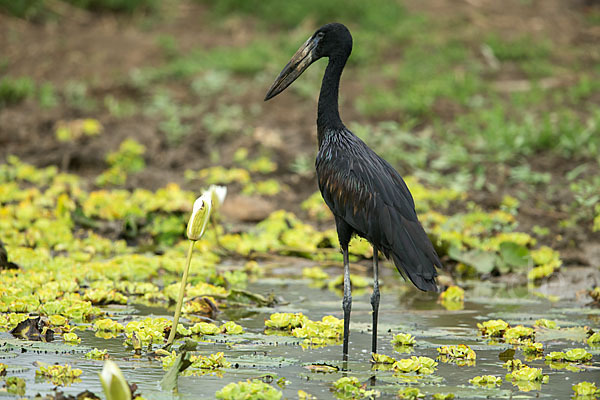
[[371, 246, 380, 354], [342, 245, 352, 361]]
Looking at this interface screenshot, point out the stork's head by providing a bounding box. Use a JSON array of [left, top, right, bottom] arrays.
[[264, 23, 352, 101]]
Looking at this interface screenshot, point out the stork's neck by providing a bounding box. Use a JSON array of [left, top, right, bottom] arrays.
[[317, 55, 347, 146]]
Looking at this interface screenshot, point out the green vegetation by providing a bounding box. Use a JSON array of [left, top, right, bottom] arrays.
[[0, 0, 598, 398], [0, 77, 35, 108]]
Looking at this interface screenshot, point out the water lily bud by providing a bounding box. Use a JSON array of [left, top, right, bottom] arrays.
[[208, 185, 227, 207], [187, 193, 212, 241], [99, 360, 131, 400]]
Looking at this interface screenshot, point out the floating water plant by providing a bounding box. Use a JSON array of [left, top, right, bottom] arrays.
[[221, 321, 244, 334], [503, 325, 534, 343], [371, 353, 396, 364], [572, 382, 599, 398], [35, 362, 83, 386], [437, 345, 476, 366], [216, 379, 282, 400], [190, 321, 220, 335], [265, 312, 308, 330], [63, 332, 81, 344], [86, 348, 109, 360], [502, 359, 525, 371], [470, 375, 502, 387], [534, 319, 558, 329], [522, 342, 544, 357], [5, 376, 26, 396], [191, 352, 231, 370], [331, 376, 379, 399], [505, 366, 548, 391], [545, 348, 592, 363], [392, 333, 416, 346], [166, 192, 212, 346], [398, 387, 424, 399], [477, 319, 509, 337], [588, 332, 600, 345], [393, 356, 437, 375]]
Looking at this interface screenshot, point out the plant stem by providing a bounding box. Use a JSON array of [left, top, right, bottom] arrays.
[[166, 240, 195, 346]]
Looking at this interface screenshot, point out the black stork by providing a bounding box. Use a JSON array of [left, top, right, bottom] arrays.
[[265, 23, 441, 358]]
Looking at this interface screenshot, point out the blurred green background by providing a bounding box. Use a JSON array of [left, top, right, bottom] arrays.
[[1, 0, 599, 254]]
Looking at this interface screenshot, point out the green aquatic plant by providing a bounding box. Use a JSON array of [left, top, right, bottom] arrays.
[[546, 348, 592, 363], [505, 365, 548, 392], [191, 321, 220, 335], [191, 352, 231, 369], [215, 379, 282, 400], [502, 358, 525, 371], [534, 319, 558, 329], [86, 348, 109, 360], [5, 376, 26, 396], [371, 353, 396, 364], [470, 375, 502, 387], [264, 312, 308, 330], [221, 321, 244, 334], [572, 382, 599, 398], [63, 332, 81, 344], [437, 345, 476, 366], [94, 318, 125, 333], [393, 356, 437, 375], [398, 387, 424, 399], [331, 376, 379, 399], [587, 332, 600, 345], [504, 325, 534, 343], [392, 333, 416, 346], [477, 319, 509, 337], [36, 362, 83, 386], [522, 342, 544, 357], [292, 316, 343, 340]]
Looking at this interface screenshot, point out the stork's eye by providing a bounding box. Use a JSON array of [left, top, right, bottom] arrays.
[[316, 32, 325, 39]]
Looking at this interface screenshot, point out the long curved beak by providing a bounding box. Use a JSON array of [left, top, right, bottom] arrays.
[[264, 36, 319, 101]]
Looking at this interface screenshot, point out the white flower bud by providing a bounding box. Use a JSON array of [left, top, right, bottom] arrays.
[[208, 185, 227, 207], [186, 193, 212, 241], [99, 360, 131, 400]]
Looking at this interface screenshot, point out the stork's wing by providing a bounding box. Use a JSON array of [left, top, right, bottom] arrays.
[[317, 134, 439, 291]]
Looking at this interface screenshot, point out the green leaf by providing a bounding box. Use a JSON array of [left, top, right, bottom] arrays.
[[160, 341, 197, 392], [448, 247, 496, 274], [499, 242, 530, 269]]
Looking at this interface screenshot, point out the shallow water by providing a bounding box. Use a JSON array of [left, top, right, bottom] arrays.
[[1, 267, 599, 399]]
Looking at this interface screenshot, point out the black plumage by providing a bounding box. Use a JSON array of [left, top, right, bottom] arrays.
[[265, 22, 441, 358]]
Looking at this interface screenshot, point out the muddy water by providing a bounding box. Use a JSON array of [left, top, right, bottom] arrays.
[[1, 270, 599, 399]]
